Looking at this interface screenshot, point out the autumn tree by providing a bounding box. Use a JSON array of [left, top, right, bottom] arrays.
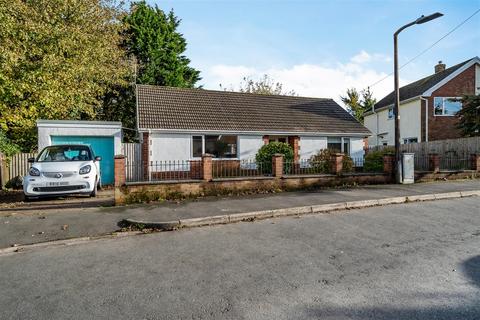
[[0, 0, 129, 151], [222, 74, 297, 96], [456, 94, 480, 137], [340, 87, 376, 123]]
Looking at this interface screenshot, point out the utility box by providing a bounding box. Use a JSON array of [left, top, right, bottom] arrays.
[[402, 153, 415, 184]]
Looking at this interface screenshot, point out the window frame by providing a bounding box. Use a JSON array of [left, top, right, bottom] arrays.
[[387, 107, 394, 120], [433, 97, 462, 117], [403, 137, 418, 144], [190, 134, 239, 160], [327, 137, 350, 154]]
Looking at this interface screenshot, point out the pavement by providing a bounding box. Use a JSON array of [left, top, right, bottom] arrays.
[[0, 180, 478, 249], [0, 197, 479, 319]]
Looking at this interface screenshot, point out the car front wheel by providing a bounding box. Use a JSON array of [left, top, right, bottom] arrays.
[[90, 177, 98, 197]]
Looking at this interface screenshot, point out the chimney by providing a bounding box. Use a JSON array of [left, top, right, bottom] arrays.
[[435, 61, 446, 73]]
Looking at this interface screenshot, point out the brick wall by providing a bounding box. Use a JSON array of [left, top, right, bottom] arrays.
[[288, 136, 300, 161], [427, 64, 476, 141]]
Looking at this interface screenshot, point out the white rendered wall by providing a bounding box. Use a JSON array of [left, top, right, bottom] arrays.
[[238, 135, 264, 160], [150, 133, 191, 162], [399, 99, 421, 143], [364, 114, 378, 146], [298, 136, 327, 159], [350, 137, 365, 159]]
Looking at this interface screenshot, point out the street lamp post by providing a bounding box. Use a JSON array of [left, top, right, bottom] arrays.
[[393, 12, 443, 183]]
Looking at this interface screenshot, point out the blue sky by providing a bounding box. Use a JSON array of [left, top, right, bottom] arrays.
[[146, 0, 480, 102]]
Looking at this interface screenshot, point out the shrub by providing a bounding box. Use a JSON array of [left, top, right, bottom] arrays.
[[255, 142, 294, 174], [363, 147, 394, 172], [309, 149, 354, 174], [0, 130, 20, 158]]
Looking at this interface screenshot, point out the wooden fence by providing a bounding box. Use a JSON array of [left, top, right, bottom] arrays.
[[367, 136, 480, 158], [122, 142, 143, 182], [0, 152, 37, 188]]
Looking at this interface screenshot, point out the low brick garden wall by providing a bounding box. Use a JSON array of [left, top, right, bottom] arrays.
[[114, 153, 480, 206], [115, 173, 392, 205]]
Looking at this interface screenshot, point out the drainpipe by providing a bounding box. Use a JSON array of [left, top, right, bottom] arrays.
[[420, 97, 428, 142]]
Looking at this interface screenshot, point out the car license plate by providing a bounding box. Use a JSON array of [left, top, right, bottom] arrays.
[[48, 182, 69, 186]]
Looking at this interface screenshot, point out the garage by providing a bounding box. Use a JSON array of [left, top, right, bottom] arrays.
[[37, 120, 122, 185]]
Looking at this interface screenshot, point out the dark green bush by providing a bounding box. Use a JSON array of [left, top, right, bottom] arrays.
[[363, 147, 394, 172], [255, 142, 294, 174], [309, 149, 354, 174]]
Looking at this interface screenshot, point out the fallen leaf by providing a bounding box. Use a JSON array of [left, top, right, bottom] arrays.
[[61, 224, 69, 230]]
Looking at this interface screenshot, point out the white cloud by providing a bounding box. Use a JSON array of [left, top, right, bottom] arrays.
[[202, 51, 408, 107], [351, 50, 372, 64]]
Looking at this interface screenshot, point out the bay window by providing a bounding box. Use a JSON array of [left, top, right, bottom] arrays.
[[191, 135, 238, 158]]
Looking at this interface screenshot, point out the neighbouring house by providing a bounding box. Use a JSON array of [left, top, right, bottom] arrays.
[[364, 56, 480, 146], [136, 85, 370, 175]]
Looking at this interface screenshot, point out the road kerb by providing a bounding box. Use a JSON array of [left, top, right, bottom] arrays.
[[460, 190, 480, 197], [0, 231, 143, 256], [406, 194, 436, 202], [311, 202, 347, 213], [434, 192, 462, 200], [345, 199, 380, 209], [377, 196, 407, 205]]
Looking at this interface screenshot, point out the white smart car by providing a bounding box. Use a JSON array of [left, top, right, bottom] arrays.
[[23, 144, 102, 200]]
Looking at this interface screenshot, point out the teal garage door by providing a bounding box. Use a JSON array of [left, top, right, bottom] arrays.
[[51, 136, 115, 184]]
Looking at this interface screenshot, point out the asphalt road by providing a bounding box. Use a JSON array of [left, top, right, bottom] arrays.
[[1, 197, 479, 320]]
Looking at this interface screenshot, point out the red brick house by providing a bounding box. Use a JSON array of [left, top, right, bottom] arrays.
[[364, 56, 480, 146]]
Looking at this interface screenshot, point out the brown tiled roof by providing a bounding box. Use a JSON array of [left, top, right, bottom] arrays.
[[136, 85, 370, 135], [374, 57, 476, 110]]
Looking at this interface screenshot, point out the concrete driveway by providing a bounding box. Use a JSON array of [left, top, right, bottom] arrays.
[[1, 197, 479, 319]]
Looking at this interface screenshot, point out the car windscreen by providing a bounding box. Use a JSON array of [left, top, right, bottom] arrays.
[[37, 146, 92, 162]]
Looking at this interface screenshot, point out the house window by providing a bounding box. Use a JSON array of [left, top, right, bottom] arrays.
[[192, 135, 238, 158], [327, 137, 342, 153], [327, 137, 350, 154], [192, 136, 203, 157], [403, 137, 418, 144], [343, 138, 350, 155], [388, 107, 394, 120], [269, 136, 287, 143], [434, 97, 462, 116]]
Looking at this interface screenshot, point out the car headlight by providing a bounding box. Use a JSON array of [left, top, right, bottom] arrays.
[[79, 165, 91, 175], [29, 167, 40, 176]]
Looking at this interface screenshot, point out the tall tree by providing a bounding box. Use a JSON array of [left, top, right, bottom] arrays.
[[340, 87, 376, 123], [222, 74, 297, 96], [0, 0, 129, 151], [122, 1, 201, 87], [101, 1, 201, 141], [456, 94, 480, 137]]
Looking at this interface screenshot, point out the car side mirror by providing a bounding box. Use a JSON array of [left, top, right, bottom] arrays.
[[95, 156, 102, 162], [27, 157, 35, 163]]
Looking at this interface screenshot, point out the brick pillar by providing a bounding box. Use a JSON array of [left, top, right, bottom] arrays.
[[272, 153, 284, 178], [202, 154, 213, 181], [383, 154, 394, 175], [114, 155, 126, 186], [262, 135, 269, 145], [330, 153, 344, 175], [428, 153, 440, 173], [141, 132, 150, 180], [288, 136, 300, 162], [471, 154, 480, 172]]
